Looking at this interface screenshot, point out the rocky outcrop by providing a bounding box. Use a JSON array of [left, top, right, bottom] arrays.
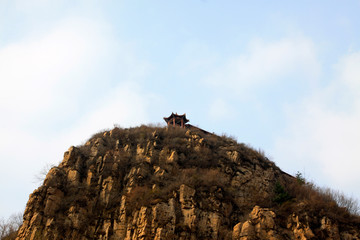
[[16, 126, 360, 239], [232, 206, 279, 240]]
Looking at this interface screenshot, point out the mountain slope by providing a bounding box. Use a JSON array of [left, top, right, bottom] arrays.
[[16, 125, 360, 239]]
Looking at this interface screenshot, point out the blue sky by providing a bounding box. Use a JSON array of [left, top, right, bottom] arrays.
[[1, 0, 360, 218]]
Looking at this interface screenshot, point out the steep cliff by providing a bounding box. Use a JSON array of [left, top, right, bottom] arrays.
[[16, 125, 360, 239]]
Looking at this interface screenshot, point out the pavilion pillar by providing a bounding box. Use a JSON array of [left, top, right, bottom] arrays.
[[164, 113, 189, 128]]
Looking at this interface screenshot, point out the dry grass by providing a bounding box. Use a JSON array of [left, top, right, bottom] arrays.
[[28, 124, 360, 234], [274, 177, 360, 225]]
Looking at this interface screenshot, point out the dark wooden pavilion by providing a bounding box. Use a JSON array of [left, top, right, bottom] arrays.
[[164, 113, 189, 128]]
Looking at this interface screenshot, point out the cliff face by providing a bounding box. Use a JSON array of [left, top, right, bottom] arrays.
[[16, 126, 360, 239]]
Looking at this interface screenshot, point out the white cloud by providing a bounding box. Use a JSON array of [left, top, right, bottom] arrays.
[[208, 98, 234, 121], [0, 15, 152, 124], [0, 17, 111, 117], [63, 81, 151, 145], [205, 36, 320, 94], [273, 51, 360, 198], [14, 0, 66, 12], [336, 51, 360, 95]]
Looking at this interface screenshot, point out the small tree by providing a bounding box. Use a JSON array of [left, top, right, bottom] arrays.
[[273, 182, 292, 204], [295, 171, 305, 185], [0, 212, 23, 240], [33, 163, 55, 185]]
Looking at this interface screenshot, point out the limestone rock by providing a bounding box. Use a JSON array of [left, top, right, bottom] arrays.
[[168, 150, 178, 163], [233, 206, 279, 240], [15, 125, 360, 240], [320, 216, 340, 239], [44, 187, 64, 216], [287, 213, 315, 240]]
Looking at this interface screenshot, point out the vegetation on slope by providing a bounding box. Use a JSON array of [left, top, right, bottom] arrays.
[[12, 124, 360, 239], [81, 125, 360, 226]]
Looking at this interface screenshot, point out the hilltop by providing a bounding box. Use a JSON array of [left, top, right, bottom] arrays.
[[15, 125, 360, 239]]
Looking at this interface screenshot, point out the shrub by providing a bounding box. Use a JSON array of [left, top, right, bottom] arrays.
[[0, 213, 23, 240], [295, 171, 305, 185], [33, 163, 56, 185], [273, 182, 292, 205], [281, 175, 360, 224], [318, 188, 359, 216], [220, 133, 237, 143], [125, 186, 152, 214]]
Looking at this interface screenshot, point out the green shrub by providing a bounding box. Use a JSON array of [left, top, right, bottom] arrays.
[[273, 182, 292, 205]]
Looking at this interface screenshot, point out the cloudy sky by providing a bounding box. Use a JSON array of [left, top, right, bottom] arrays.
[[1, 0, 360, 218]]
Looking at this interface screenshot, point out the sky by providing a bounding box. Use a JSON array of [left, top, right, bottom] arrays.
[[1, 0, 360, 219]]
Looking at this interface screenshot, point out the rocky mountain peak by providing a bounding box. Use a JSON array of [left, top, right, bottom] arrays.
[[15, 125, 360, 239]]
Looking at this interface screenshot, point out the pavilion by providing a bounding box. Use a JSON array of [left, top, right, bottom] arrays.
[[163, 113, 189, 128]]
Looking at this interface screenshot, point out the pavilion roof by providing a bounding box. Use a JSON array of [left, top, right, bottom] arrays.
[[163, 112, 189, 123]]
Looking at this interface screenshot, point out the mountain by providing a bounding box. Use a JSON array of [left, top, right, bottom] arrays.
[[15, 125, 360, 239]]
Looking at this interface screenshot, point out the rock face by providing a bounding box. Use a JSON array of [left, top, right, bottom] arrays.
[[16, 126, 360, 239]]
